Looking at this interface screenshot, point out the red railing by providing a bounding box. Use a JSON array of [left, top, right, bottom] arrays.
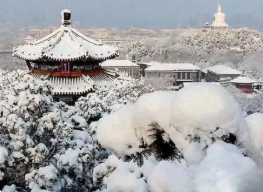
[[32, 69, 108, 77]]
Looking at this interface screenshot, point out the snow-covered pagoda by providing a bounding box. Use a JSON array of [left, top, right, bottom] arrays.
[[211, 4, 228, 28], [13, 9, 119, 103]]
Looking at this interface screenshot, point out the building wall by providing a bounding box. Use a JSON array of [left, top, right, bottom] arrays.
[[102, 66, 140, 79], [145, 70, 201, 87], [205, 71, 219, 82]]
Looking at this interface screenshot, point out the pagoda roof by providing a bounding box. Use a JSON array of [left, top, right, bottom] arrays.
[[13, 11, 119, 62]]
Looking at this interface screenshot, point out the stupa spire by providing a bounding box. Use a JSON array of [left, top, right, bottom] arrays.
[[217, 3, 222, 12]]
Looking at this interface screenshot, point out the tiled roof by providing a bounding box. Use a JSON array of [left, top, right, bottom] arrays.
[[207, 65, 241, 75], [13, 11, 118, 62]]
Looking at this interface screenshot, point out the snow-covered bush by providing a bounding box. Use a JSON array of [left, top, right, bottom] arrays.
[[75, 77, 154, 123], [245, 113, 263, 151], [97, 83, 252, 166], [93, 155, 157, 192], [94, 142, 263, 192]]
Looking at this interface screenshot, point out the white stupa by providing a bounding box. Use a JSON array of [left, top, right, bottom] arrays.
[[212, 4, 228, 28]]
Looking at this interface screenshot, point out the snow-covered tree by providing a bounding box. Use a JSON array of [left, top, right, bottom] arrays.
[[0, 69, 155, 191], [0, 71, 101, 191]]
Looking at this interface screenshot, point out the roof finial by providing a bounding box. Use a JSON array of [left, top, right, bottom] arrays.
[[61, 9, 71, 26], [217, 3, 222, 12]]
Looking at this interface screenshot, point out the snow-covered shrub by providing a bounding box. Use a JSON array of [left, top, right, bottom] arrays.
[[95, 142, 263, 192], [0, 71, 109, 191], [96, 77, 154, 112], [97, 83, 251, 165], [193, 142, 259, 192], [97, 104, 142, 157], [93, 155, 157, 192], [75, 77, 154, 123], [171, 83, 249, 151], [245, 113, 263, 151], [25, 164, 63, 192], [75, 93, 108, 123]]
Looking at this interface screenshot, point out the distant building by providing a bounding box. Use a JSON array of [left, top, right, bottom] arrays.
[[211, 4, 228, 28], [145, 63, 201, 87], [137, 62, 159, 77], [229, 75, 261, 94], [101, 60, 140, 79], [204, 4, 228, 29], [205, 65, 241, 83]]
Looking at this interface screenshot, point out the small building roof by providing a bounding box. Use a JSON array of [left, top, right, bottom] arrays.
[[229, 76, 257, 84], [207, 65, 241, 75], [13, 10, 118, 62], [145, 63, 201, 72], [101, 60, 139, 67], [183, 82, 221, 87]]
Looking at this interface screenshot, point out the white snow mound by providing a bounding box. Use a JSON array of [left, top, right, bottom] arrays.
[[171, 83, 249, 147], [133, 91, 175, 144], [97, 105, 142, 156], [245, 113, 263, 150]]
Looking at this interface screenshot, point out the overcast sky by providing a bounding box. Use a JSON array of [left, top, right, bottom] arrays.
[[0, 0, 263, 29]]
